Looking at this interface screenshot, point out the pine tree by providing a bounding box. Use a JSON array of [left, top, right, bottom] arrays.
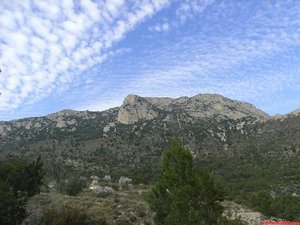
[[0, 155, 45, 225], [148, 140, 224, 225]]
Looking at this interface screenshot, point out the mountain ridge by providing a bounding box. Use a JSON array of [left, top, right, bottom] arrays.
[[0, 93, 299, 200], [2, 93, 300, 123], [117, 93, 270, 124]]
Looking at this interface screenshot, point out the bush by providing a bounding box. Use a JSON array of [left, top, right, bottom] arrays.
[[248, 192, 300, 221], [0, 180, 20, 225], [0, 155, 44, 197], [41, 204, 109, 225], [249, 191, 272, 214], [218, 218, 244, 225], [0, 155, 44, 225], [137, 208, 146, 217], [116, 218, 130, 225], [65, 177, 86, 196]]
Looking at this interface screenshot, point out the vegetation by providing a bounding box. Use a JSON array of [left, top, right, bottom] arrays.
[[44, 151, 66, 189], [1, 108, 300, 223], [249, 192, 300, 221], [41, 204, 109, 225], [148, 140, 242, 225], [0, 180, 19, 225], [205, 153, 300, 221], [64, 176, 87, 196], [0, 155, 44, 225]]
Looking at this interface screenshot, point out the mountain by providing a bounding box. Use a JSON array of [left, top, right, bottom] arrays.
[[0, 94, 299, 197], [117, 94, 270, 124]]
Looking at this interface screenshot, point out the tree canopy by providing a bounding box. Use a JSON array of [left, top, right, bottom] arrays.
[[148, 140, 228, 225], [0, 155, 44, 225]]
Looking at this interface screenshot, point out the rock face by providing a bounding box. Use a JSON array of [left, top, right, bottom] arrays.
[[222, 201, 280, 225], [117, 94, 270, 124], [287, 108, 300, 116], [117, 95, 159, 124]]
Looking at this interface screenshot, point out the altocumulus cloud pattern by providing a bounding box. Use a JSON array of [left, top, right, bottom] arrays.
[[0, 0, 169, 110], [1, 0, 300, 120]]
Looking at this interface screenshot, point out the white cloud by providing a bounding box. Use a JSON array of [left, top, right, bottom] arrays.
[[149, 0, 214, 32], [80, 0, 100, 21], [124, 1, 300, 112], [176, 0, 214, 24], [0, 0, 171, 111], [150, 22, 169, 32]]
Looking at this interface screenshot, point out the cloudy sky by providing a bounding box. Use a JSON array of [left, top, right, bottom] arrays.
[[1, 0, 300, 121]]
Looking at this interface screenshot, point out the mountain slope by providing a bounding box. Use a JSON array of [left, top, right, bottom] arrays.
[[0, 94, 299, 197]]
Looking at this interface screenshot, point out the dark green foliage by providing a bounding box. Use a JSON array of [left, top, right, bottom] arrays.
[[0, 180, 19, 225], [0, 155, 44, 197], [128, 165, 158, 185], [41, 205, 109, 225], [148, 140, 225, 225], [249, 192, 300, 221], [64, 176, 86, 196], [115, 218, 130, 225], [218, 218, 244, 225], [0, 155, 45, 225], [249, 191, 272, 214], [206, 152, 300, 220]]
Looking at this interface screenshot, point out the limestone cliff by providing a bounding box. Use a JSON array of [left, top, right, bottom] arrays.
[[117, 95, 159, 124], [117, 94, 270, 124]]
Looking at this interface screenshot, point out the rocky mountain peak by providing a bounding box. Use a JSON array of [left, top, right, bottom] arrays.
[[46, 109, 80, 119], [117, 95, 159, 124], [117, 94, 270, 124], [122, 95, 146, 106], [287, 108, 300, 116], [46, 109, 97, 121]]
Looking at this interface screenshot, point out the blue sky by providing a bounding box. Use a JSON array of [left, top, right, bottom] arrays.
[[1, 0, 300, 121]]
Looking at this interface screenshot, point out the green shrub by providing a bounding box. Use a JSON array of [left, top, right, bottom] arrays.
[[116, 218, 130, 225], [41, 204, 109, 225], [137, 208, 146, 217], [0, 180, 20, 225], [129, 215, 137, 222], [218, 217, 244, 225], [65, 177, 86, 196], [0, 155, 44, 225], [248, 192, 300, 221]]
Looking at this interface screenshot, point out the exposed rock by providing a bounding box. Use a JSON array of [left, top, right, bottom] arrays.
[[89, 180, 99, 190], [1, 93, 300, 202], [117, 94, 270, 124], [273, 114, 284, 120], [56, 120, 66, 128], [222, 201, 280, 225], [46, 109, 96, 121], [102, 175, 112, 181], [103, 123, 115, 133], [91, 185, 114, 194], [91, 175, 100, 181], [119, 176, 132, 190], [286, 108, 300, 116], [119, 176, 132, 185], [117, 95, 159, 124], [0, 125, 5, 136]]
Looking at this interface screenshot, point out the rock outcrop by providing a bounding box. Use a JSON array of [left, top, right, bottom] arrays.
[[117, 95, 159, 124], [117, 94, 270, 124], [287, 108, 300, 116]]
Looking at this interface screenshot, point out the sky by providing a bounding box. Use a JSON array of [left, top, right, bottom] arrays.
[[1, 0, 300, 121]]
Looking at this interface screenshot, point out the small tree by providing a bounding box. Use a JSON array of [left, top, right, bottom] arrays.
[[0, 155, 45, 225], [0, 180, 18, 225], [44, 152, 66, 187], [148, 140, 224, 225]]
